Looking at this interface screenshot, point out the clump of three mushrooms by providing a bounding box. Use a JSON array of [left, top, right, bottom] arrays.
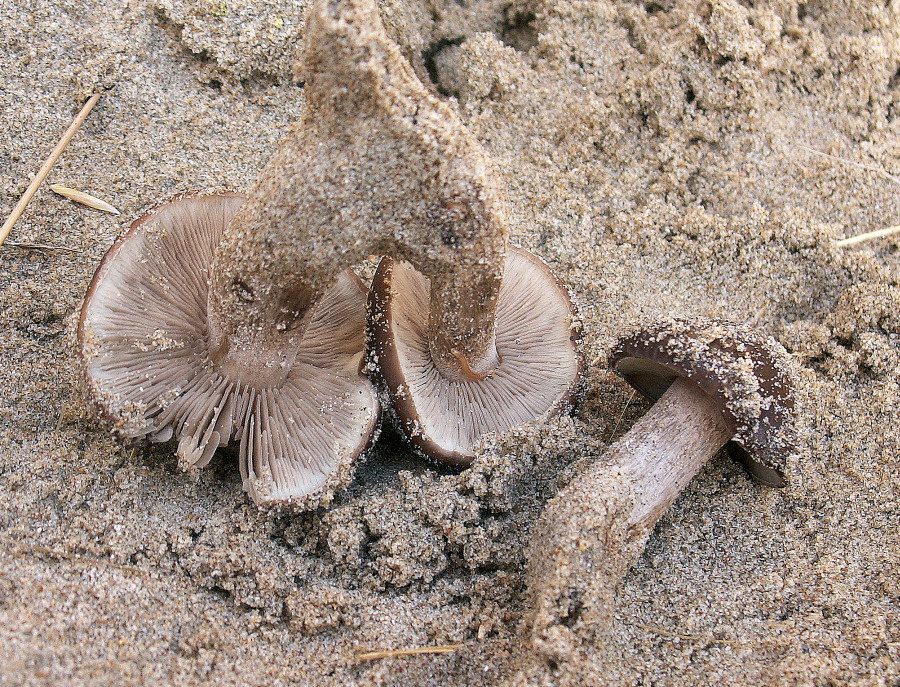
[[77, 0, 582, 508]]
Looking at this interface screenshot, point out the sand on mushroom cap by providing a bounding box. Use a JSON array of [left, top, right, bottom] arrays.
[[610, 317, 799, 486], [509, 317, 801, 683], [78, 190, 380, 508]]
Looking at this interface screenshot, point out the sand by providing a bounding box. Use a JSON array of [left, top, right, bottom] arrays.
[[1, 0, 899, 685]]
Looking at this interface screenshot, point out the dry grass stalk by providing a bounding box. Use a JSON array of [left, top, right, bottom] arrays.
[[0, 93, 101, 248], [356, 644, 463, 662], [835, 225, 900, 247], [796, 145, 900, 248], [6, 241, 81, 253]]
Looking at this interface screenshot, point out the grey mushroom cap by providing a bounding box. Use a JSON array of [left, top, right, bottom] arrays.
[[77, 189, 380, 508], [608, 317, 799, 487], [367, 245, 584, 467]]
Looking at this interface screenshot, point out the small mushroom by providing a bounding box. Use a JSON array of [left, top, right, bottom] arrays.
[[518, 317, 800, 677], [78, 190, 379, 508], [368, 247, 584, 467]]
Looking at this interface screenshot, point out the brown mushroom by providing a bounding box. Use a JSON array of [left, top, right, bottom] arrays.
[[77, 190, 379, 508], [368, 246, 584, 467], [518, 317, 800, 678], [610, 317, 795, 489]]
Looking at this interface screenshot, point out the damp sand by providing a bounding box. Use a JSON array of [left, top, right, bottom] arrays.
[[1, 1, 899, 685]]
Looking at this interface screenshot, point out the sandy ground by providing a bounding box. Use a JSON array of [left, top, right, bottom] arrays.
[[1, 0, 900, 685]]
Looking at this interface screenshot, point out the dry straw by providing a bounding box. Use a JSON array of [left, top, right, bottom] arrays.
[[356, 644, 463, 662], [0, 93, 101, 248], [834, 225, 900, 247], [49, 184, 119, 215], [796, 144, 900, 248]]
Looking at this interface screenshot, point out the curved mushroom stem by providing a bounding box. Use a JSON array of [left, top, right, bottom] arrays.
[[516, 376, 733, 679], [427, 263, 503, 381], [206, 0, 507, 382]]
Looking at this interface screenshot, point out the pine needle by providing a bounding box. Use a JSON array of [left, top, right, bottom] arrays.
[[356, 644, 463, 662]]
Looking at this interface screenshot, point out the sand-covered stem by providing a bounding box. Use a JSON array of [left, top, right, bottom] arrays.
[[511, 377, 733, 682], [206, 0, 509, 381]]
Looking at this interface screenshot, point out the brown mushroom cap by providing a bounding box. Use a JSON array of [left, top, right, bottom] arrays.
[[608, 317, 799, 486], [77, 189, 379, 508], [367, 245, 584, 467]]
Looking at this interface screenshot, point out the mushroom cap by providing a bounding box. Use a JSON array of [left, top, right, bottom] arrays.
[[608, 317, 799, 487], [367, 245, 584, 467], [77, 189, 380, 508]]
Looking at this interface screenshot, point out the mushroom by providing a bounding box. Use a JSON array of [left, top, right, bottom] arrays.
[[77, 0, 580, 505], [206, 0, 583, 467], [78, 190, 380, 508], [517, 317, 800, 678], [368, 247, 584, 467]]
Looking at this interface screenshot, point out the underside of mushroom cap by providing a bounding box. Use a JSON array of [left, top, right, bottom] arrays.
[[608, 317, 799, 487], [78, 190, 380, 508], [367, 245, 584, 467]]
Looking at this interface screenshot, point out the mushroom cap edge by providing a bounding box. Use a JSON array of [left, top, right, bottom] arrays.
[[608, 317, 799, 487]]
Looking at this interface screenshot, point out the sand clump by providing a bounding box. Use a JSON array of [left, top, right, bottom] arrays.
[[2, 0, 900, 685]]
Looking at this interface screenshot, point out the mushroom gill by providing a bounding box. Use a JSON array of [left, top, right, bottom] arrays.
[[78, 190, 379, 508]]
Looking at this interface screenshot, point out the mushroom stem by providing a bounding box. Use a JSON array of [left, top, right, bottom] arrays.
[[613, 376, 733, 533], [205, 0, 508, 383], [517, 377, 735, 680], [531, 376, 733, 600]]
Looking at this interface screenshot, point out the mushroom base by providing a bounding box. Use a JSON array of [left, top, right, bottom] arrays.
[[515, 376, 735, 684], [205, 315, 300, 389]]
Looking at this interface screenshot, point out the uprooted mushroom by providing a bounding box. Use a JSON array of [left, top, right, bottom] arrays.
[[511, 317, 801, 681], [78, 190, 380, 508], [78, 0, 583, 506], [368, 246, 584, 467]]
